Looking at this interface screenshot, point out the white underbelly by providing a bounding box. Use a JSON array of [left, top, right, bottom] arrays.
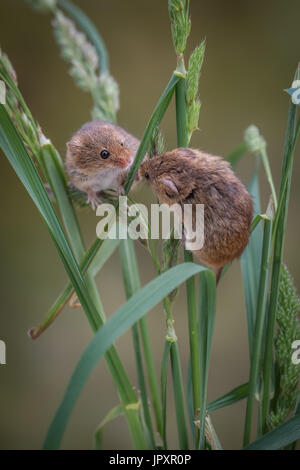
[[90, 169, 122, 192]]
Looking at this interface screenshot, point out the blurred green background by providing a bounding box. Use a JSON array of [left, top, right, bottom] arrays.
[[1, 0, 300, 450]]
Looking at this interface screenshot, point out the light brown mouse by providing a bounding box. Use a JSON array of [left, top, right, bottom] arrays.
[[66, 120, 142, 209], [140, 148, 254, 281]]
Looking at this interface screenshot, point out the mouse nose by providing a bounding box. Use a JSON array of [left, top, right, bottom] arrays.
[[119, 150, 132, 168]]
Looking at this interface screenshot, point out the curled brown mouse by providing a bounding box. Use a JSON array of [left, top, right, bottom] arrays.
[[66, 120, 142, 209], [141, 148, 254, 281]]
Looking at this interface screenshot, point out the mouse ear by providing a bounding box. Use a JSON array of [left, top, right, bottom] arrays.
[[67, 137, 81, 156], [160, 177, 179, 197]]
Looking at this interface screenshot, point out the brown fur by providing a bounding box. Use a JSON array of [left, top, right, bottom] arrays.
[[141, 148, 254, 270], [65, 120, 142, 195]]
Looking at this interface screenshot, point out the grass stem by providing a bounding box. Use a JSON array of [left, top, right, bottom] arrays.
[[243, 217, 272, 446]]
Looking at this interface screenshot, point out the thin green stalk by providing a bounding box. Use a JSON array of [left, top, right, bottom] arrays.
[[131, 323, 154, 448], [119, 239, 156, 448], [139, 317, 163, 439], [164, 299, 189, 449], [198, 271, 217, 449], [175, 77, 188, 147], [94, 404, 124, 449], [29, 237, 104, 338], [175, 76, 200, 447], [124, 72, 180, 193], [261, 96, 299, 432], [184, 249, 200, 445], [170, 341, 190, 450], [272, 117, 300, 239], [243, 217, 272, 447], [260, 147, 278, 210], [161, 75, 192, 450], [161, 341, 171, 448], [30, 235, 120, 338]]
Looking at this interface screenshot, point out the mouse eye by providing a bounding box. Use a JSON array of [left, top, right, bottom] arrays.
[[100, 149, 110, 159], [120, 142, 124, 147], [145, 172, 150, 179]]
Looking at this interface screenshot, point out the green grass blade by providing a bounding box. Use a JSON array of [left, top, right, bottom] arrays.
[[57, 0, 109, 73], [262, 79, 300, 430], [175, 77, 188, 147], [198, 270, 217, 449], [124, 73, 180, 193], [174, 76, 195, 450], [90, 235, 120, 278], [40, 141, 106, 324], [170, 342, 189, 449], [272, 117, 300, 239], [185, 249, 200, 444], [39, 142, 84, 259], [260, 147, 278, 210], [243, 217, 272, 446], [139, 315, 163, 441], [186, 359, 197, 445], [131, 323, 155, 448], [207, 383, 249, 413], [94, 404, 124, 450], [244, 413, 300, 450], [119, 239, 156, 448], [0, 104, 100, 331], [44, 262, 207, 449], [161, 341, 171, 449], [241, 160, 263, 354]]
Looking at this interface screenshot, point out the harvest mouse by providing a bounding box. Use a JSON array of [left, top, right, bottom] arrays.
[[66, 120, 142, 209], [141, 148, 253, 281]]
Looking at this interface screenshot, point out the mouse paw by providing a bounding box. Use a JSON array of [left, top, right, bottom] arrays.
[[117, 186, 125, 196], [69, 292, 81, 309], [87, 190, 101, 210]]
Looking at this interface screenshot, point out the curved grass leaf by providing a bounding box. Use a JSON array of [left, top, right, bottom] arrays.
[[245, 413, 300, 450], [119, 239, 156, 448], [40, 141, 106, 326], [0, 105, 101, 331], [94, 404, 124, 450], [44, 262, 208, 449], [207, 383, 249, 413]]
